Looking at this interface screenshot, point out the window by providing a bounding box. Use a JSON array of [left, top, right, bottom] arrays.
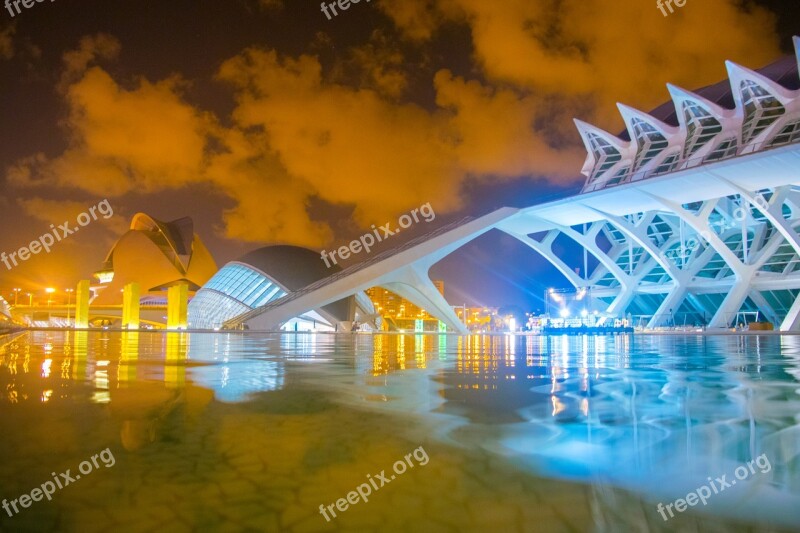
[[605, 165, 630, 186], [768, 120, 800, 147], [587, 133, 622, 182], [654, 153, 680, 174], [631, 118, 669, 170], [682, 101, 722, 158], [740, 80, 785, 144], [703, 138, 738, 163]]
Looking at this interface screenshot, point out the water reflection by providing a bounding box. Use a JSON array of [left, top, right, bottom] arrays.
[[1, 331, 799, 528]]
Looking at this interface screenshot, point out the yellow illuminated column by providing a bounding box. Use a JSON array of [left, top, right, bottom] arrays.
[[118, 331, 139, 384], [165, 332, 187, 388], [167, 282, 189, 330], [71, 330, 88, 381], [122, 282, 141, 329], [74, 280, 91, 329]]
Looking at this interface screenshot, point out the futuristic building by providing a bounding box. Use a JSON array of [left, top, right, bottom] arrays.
[[188, 245, 376, 331], [220, 37, 800, 333], [92, 214, 218, 305]]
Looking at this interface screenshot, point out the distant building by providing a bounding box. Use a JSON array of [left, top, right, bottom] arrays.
[[188, 245, 376, 331], [454, 306, 499, 331], [364, 281, 449, 331], [92, 214, 217, 305], [366, 280, 444, 319]]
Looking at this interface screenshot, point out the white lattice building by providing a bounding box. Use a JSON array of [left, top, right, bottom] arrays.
[[562, 36, 800, 328], [222, 37, 800, 333]]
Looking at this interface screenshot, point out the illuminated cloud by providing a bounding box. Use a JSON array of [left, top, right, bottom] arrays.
[[380, 0, 781, 128], [16, 197, 130, 236], [6, 0, 784, 255], [10, 38, 212, 197], [0, 24, 13, 60], [257, 0, 283, 9], [434, 70, 585, 177], [331, 30, 410, 99], [217, 48, 466, 231], [377, 0, 451, 42], [60, 33, 120, 87]]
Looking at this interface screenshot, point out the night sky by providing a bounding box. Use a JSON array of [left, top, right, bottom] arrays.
[[1, 0, 798, 310]]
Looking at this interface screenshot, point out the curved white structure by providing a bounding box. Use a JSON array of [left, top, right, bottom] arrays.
[[225, 38, 800, 333]]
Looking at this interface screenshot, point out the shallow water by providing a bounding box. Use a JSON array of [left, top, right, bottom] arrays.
[[0, 331, 798, 532]]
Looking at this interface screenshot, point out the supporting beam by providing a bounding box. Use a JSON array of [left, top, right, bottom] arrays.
[[747, 289, 780, 326], [781, 291, 800, 331], [122, 282, 141, 329], [641, 194, 756, 328], [500, 229, 584, 288], [74, 280, 91, 329], [231, 208, 519, 330], [648, 286, 689, 329], [167, 282, 189, 330], [380, 265, 468, 334]]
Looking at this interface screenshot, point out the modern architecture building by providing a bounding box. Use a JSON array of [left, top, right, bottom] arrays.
[[220, 37, 800, 333], [188, 245, 377, 331], [365, 281, 447, 331], [366, 280, 444, 319], [92, 214, 218, 305]]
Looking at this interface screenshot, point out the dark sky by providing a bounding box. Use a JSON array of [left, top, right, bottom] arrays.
[[1, 0, 798, 309]]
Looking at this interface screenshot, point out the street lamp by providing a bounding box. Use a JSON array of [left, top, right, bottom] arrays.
[[46, 287, 55, 307], [27, 293, 33, 306], [13, 288, 20, 306]]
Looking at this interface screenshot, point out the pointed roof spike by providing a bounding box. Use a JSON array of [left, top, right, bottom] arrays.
[[573, 118, 630, 149], [666, 83, 731, 119], [725, 60, 795, 107], [616, 103, 680, 137], [573, 119, 630, 179], [794, 36, 800, 70]]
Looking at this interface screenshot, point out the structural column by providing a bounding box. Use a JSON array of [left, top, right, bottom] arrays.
[[73, 280, 91, 329], [167, 282, 189, 330], [165, 332, 187, 387], [781, 292, 800, 331], [122, 282, 140, 329]]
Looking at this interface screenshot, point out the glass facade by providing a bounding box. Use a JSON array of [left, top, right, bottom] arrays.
[[682, 101, 723, 158], [587, 133, 622, 183], [740, 80, 785, 144], [188, 263, 287, 329], [631, 118, 669, 170]]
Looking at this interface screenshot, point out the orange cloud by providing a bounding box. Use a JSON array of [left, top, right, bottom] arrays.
[[6, 0, 784, 254], [217, 48, 466, 228], [380, 0, 781, 129], [0, 24, 13, 60]]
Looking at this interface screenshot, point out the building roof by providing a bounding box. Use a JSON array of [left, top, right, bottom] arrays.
[[620, 54, 799, 140], [236, 245, 340, 291], [235, 245, 351, 321], [93, 213, 217, 305]]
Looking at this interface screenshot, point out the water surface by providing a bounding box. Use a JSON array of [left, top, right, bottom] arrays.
[[1, 331, 798, 532]]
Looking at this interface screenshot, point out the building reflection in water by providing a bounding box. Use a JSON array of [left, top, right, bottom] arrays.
[[1, 330, 799, 522], [331, 332, 800, 522]]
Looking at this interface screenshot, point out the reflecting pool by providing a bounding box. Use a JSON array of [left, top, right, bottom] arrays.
[[0, 331, 798, 531]]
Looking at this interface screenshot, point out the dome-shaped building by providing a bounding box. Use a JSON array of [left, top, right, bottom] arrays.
[[93, 214, 218, 305], [188, 245, 376, 331]]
